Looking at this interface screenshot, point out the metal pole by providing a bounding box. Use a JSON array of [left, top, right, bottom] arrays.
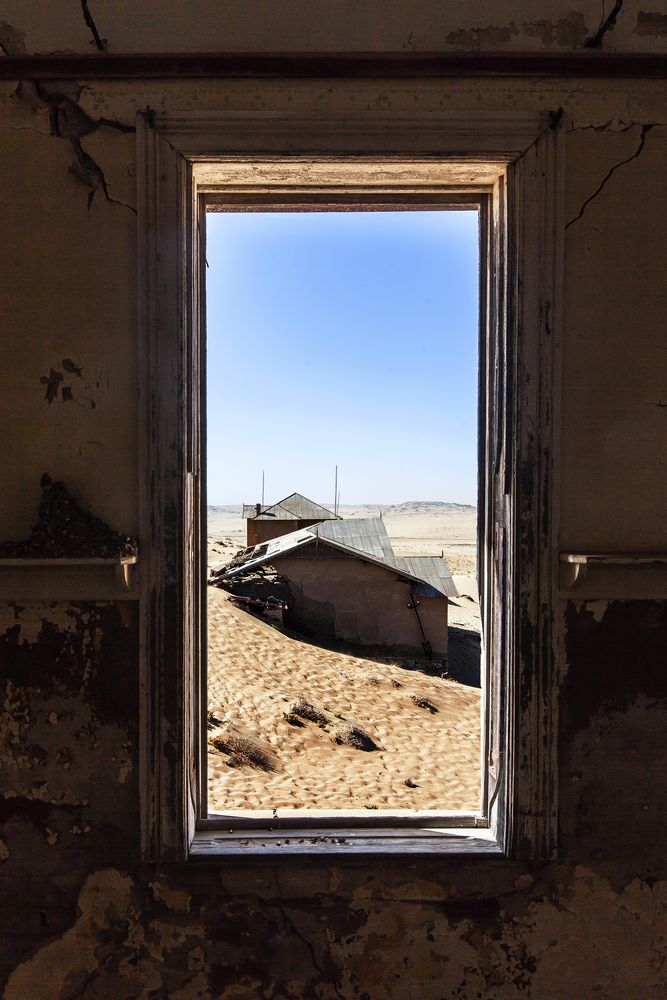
[[261, 470, 265, 507], [334, 465, 338, 515]]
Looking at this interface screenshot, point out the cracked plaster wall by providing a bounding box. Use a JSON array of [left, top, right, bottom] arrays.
[[1, 4, 667, 997], [3, 1, 667, 54]]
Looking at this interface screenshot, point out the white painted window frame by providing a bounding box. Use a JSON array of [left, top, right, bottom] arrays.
[[137, 106, 564, 861]]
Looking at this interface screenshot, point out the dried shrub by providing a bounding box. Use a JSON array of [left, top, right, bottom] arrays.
[[410, 695, 438, 714], [283, 712, 304, 727], [332, 722, 377, 752], [290, 698, 330, 725], [207, 711, 222, 730], [209, 730, 280, 772]]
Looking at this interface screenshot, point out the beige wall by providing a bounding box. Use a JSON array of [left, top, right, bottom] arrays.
[[2, 75, 667, 553], [2, 1, 667, 54], [276, 556, 448, 656]]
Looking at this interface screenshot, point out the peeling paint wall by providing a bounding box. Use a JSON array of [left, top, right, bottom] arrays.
[[1, 3, 667, 997]]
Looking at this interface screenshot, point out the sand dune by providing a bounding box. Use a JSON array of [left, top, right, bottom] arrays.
[[207, 588, 481, 813], [207, 503, 481, 814]]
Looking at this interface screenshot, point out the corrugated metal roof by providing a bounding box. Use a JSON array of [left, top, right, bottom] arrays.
[[393, 556, 459, 599], [313, 518, 395, 561], [245, 493, 340, 521], [251, 506, 297, 521], [217, 517, 457, 599]]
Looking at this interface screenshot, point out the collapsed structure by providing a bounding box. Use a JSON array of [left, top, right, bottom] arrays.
[[216, 517, 458, 658]]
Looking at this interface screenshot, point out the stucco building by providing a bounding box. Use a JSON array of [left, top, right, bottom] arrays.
[[241, 491, 340, 546], [221, 518, 457, 658]]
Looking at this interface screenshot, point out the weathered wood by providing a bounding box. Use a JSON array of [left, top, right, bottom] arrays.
[[191, 827, 503, 857], [137, 106, 563, 861]]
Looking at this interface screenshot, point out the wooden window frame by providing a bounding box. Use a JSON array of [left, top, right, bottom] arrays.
[[137, 106, 564, 861]]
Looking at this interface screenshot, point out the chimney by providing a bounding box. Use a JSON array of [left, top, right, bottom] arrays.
[[255, 503, 261, 516]]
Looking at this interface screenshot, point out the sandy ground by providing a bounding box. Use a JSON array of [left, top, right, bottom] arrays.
[[206, 504, 481, 814]]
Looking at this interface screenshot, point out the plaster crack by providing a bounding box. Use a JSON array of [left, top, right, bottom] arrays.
[[14, 81, 136, 213], [571, 120, 637, 133], [584, 0, 624, 48], [0, 123, 51, 136], [0, 20, 26, 56], [271, 902, 345, 1000], [80, 0, 107, 52], [70, 136, 137, 214], [565, 124, 655, 229]]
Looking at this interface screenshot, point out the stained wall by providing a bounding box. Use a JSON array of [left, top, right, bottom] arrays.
[[1, 3, 667, 997]]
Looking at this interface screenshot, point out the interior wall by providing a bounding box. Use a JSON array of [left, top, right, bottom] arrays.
[[1, 3, 667, 997]]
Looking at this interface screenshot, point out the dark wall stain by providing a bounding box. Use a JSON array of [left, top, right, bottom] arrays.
[[523, 13, 587, 48], [562, 601, 667, 735], [445, 23, 519, 49], [634, 11, 667, 36], [39, 368, 63, 404], [0, 474, 136, 558], [38, 358, 95, 408], [1, 601, 138, 728]]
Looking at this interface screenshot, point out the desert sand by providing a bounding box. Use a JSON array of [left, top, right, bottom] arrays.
[[207, 502, 481, 814]]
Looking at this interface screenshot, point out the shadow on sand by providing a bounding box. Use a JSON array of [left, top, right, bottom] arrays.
[[446, 626, 481, 687]]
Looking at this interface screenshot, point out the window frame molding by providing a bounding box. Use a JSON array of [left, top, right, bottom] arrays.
[[137, 106, 564, 862]]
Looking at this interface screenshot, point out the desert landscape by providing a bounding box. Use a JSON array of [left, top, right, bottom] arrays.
[[206, 502, 481, 816]]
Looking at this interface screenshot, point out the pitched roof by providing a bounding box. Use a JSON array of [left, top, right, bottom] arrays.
[[217, 517, 458, 599], [243, 492, 340, 522]]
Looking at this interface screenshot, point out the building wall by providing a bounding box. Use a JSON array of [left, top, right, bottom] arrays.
[[248, 518, 326, 546], [1, 3, 667, 996], [275, 556, 448, 656], [247, 518, 298, 547]]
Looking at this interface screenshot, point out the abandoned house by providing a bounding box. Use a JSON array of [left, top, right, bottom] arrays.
[[220, 518, 457, 657], [241, 491, 340, 546], [2, 3, 667, 998]]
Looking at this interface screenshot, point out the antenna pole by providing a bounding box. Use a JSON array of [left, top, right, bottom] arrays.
[[334, 465, 338, 515], [261, 470, 265, 507]]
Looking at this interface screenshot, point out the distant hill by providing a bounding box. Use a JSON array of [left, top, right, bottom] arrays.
[[339, 501, 476, 516], [208, 501, 476, 516]]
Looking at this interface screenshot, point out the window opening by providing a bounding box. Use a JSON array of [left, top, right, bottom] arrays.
[[204, 207, 482, 823]]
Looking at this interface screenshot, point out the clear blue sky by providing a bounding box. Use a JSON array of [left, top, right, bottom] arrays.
[[206, 209, 479, 506]]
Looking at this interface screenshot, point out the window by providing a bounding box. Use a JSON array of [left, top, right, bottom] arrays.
[[205, 205, 481, 821], [137, 108, 563, 860]]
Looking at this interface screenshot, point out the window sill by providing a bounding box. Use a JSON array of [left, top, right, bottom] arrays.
[[0, 555, 139, 600], [190, 826, 502, 857]]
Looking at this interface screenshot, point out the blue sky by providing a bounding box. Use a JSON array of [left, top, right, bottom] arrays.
[[206, 209, 479, 506]]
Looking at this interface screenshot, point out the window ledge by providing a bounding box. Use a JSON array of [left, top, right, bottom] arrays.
[[0, 555, 139, 600], [559, 551, 667, 599], [190, 826, 502, 857]]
